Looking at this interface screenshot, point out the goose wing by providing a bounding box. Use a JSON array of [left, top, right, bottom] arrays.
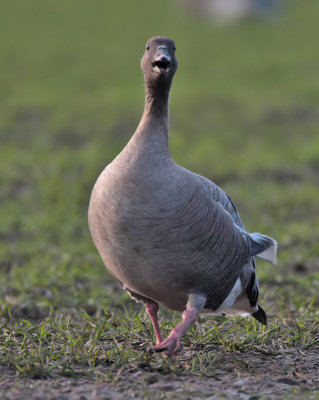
[[197, 174, 276, 316], [197, 175, 245, 229]]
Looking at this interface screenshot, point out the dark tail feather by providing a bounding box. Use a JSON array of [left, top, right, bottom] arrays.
[[252, 305, 267, 325]]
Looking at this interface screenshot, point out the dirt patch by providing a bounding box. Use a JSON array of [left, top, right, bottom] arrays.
[[1, 348, 318, 399]]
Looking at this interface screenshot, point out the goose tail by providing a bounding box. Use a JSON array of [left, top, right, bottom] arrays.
[[249, 233, 278, 264], [252, 305, 268, 325]]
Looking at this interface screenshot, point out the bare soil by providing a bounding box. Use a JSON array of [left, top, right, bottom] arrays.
[[1, 348, 318, 399]]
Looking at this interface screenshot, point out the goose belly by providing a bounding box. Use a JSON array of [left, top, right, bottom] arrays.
[[88, 171, 248, 311]]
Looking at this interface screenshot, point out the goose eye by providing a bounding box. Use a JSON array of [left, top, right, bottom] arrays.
[[173, 46, 176, 51], [146, 44, 150, 50]]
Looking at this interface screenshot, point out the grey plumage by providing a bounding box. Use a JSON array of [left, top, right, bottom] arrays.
[[88, 36, 277, 353]]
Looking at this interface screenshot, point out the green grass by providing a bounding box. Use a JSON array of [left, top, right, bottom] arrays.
[[1, 0, 319, 398], [1, 303, 318, 379]]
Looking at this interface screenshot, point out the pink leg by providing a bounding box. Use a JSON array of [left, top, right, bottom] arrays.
[[151, 308, 199, 354], [145, 302, 163, 344], [151, 294, 206, 355]]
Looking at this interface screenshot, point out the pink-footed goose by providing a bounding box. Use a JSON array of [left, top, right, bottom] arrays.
[[88, 36, 277, 354]]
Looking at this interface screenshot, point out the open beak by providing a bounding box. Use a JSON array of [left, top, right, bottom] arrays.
[[152, 46, 171, 74]]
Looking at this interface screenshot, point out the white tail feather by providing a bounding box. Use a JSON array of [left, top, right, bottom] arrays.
[[256, 238, 278, 264]]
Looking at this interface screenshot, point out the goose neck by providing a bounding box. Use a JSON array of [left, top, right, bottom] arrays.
[[143, 81, 170, 123]]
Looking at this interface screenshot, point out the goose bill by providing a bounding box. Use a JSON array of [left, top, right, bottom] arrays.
[[152, 62, 170, 74]]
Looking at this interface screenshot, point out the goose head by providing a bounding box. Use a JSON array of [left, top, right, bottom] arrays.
[[141, 36, 178, 87]]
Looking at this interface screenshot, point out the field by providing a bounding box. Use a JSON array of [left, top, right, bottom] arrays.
[[1, 0, 319, 398]]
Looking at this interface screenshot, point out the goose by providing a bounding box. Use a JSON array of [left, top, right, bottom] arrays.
[[88, 36, 277, 354]]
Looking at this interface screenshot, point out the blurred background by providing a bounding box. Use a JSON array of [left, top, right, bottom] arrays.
[[1, 0, 318, 319]]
